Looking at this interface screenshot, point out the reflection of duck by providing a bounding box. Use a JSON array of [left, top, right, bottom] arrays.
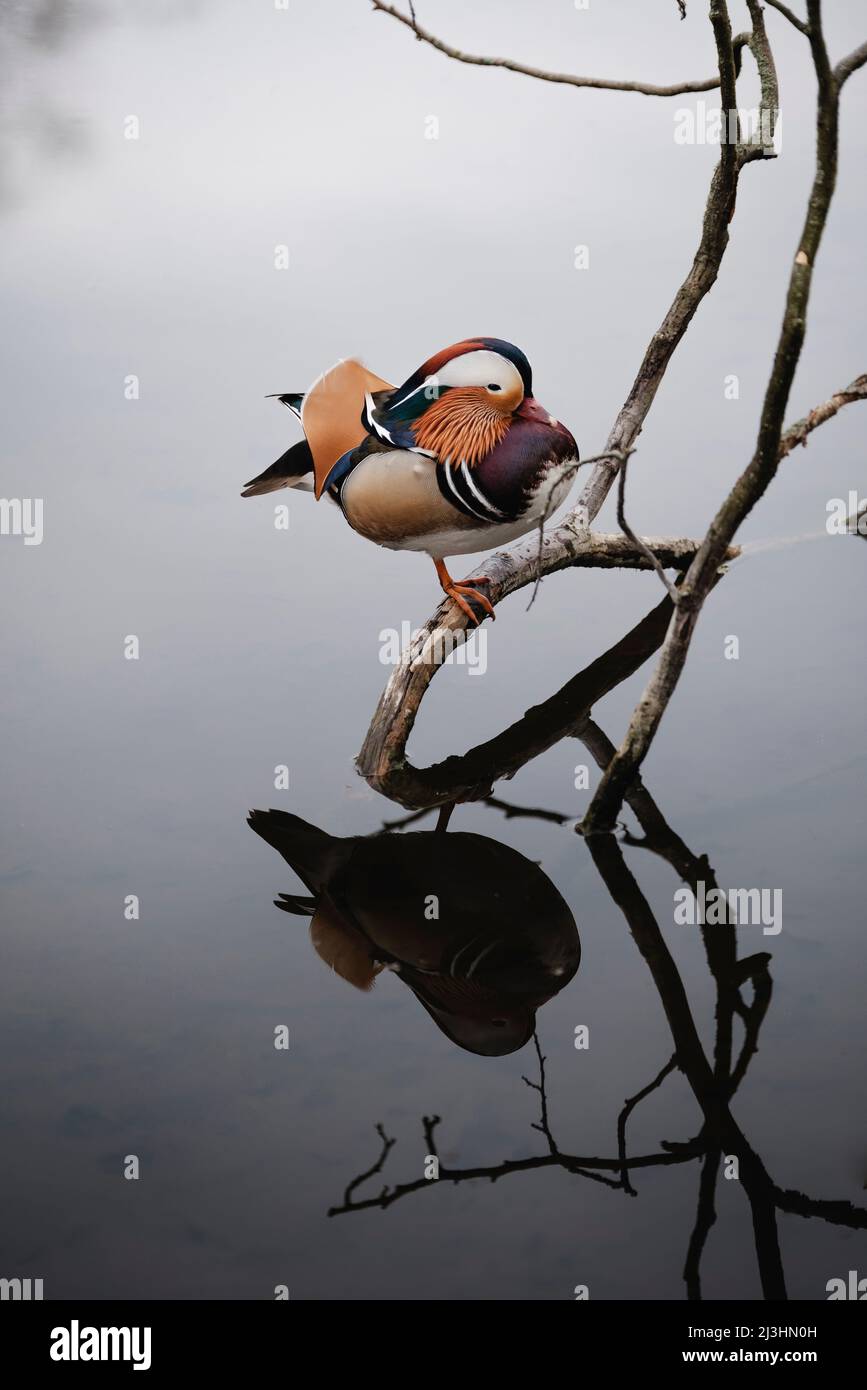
[[249, 810, 581, 1056]]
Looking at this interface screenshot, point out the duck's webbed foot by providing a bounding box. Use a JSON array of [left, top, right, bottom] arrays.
[[433, 560, 495, 626]]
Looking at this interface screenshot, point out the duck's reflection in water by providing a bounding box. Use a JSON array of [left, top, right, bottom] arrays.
[[248, 809, 580, 1055]]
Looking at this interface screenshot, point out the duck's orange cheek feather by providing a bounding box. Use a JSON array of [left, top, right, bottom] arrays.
[[413, 388, 511, 465]]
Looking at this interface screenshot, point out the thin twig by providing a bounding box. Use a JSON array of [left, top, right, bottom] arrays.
[[521, 1033, 559, 1155], [763, 0, 809, 36], [778, 374, 867, 457], [616, 454, 681, 603], [617, 1054, 679, 1195], [483, 796, 572, 826], [526, 449, 618, 611], [342, 1122, 396, 1207], [370, 1, 748, 97]]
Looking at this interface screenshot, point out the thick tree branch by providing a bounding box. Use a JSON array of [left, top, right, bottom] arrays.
[[357, 537, 738, 800], [360, 594, 677, 810]]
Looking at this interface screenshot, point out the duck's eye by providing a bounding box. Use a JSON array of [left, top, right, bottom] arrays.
[[487, 383, 502, 392], [491, 1018, 508, 1027]]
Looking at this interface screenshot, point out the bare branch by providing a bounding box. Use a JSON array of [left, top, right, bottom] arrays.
[[763, 0, 809, 36], [357, 4, 770, 795], [370, 1, 749, 98], [742, 0, 779, 161], [616, 454, 681, 603], [582, 1, 844, 835], [360, 594, 676, 810], [835, 40, 867, 88], [778, 374, 867, 457]]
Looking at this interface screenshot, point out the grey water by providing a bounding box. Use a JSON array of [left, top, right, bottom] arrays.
[[1, 0, 865, 1299]]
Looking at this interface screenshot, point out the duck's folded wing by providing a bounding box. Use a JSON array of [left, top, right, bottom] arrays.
[[303, 359, 393, 498]]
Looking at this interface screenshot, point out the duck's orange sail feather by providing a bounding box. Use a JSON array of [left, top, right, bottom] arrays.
[[302, 359, 393, 498]]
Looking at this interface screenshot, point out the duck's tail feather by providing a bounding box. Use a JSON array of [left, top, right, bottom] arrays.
[[266, 392, 305, 421], [247, 808, 349, 894], [241, 438, 314, 498]]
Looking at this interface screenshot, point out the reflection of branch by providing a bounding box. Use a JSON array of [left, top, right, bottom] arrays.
[[774, 1186, 867, 1229], [522, 1034, 558, 1155], [381, 795, 573, 831], [483, 797, 572, 826], [371, 1, 749, 97], [379, 806, 433, 831], [586, 830, 788, 1299], [361, 594, 676, 809], [329, 1138, 692, 1216], [341, 1122, 395, 1209], [328, 1048, 695, 1218], [617, 1054, 679, 1196], [332, 755, 867, 1299], [684, 1148, 722, 1301], [728, 958, 772, 1097]]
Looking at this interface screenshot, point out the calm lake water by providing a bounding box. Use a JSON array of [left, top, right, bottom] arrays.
[[2, 0, 865, 1300]]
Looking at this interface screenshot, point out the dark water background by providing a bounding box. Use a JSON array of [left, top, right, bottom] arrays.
[[1, 0, 865, 1299]]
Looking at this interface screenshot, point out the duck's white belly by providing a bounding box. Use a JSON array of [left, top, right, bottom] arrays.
[[340, 448, 577, 560], [399, 453, 578, 558]]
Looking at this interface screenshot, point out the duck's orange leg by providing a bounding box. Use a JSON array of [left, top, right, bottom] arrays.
[[434, 558, 495, 625]]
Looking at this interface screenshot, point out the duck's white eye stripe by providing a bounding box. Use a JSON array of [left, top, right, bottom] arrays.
[[435, 349, 523, 394]]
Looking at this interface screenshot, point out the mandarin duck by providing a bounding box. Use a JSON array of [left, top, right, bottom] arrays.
[[248, 808, 581, 1056], [241, 338, 579, 624]]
